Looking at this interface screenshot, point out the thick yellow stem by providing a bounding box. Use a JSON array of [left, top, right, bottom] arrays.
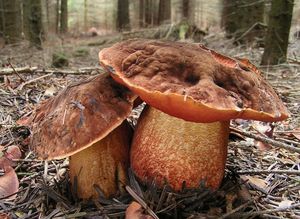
[[131, 106, 230, 190], [69, 122, 131, 199]]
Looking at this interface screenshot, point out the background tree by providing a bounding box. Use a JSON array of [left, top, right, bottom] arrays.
[[222, 0, 265, 43], [60, 0, 68, 33], [0, 0, 22, 44], [139, 0, 159, 28], [171, 0, 194, 24], [158, 0, 171, 25], [116, 0, 130, 31], [23, 0, 44, 48], [261, 0, 294, 65]]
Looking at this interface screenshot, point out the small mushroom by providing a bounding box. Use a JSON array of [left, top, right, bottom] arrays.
[[29, 73, 136, 198], [99, 39, 289, 190]]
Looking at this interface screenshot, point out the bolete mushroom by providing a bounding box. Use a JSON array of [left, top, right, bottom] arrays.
[[99, 39, 289, 190], [29, 73, 136, 198]]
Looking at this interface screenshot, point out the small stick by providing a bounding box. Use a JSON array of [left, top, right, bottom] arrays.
[[237, 170, 300, 175], [217, 200, 254, 219], [17, 73, 53, 90], [7, 62, 25, 82], [126, 186, 159, 219], [232, 202, 300, 217], [231, 127, 300, 153]]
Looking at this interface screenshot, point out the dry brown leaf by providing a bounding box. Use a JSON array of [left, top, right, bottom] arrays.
[[241, 176, 268, 193], [44, 85, 57, 97], [125, 202, 154, 219], [291, 128, 300, 140], [0, 213, 11, 219], [254, 140, 272, 151], [0, 166, 19, 199], [0, 145, 21, 167]]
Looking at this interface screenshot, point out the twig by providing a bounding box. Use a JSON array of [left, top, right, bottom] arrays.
[[17, 73, 53, 90], [231, 127, 300, 153], [217, 200, 254, 219], [231, 202, 300, 217], [7, 62, 26, 82], [0, 66, 104, 75], [237, 170, 300, 175], [125, 186, 159, 219]]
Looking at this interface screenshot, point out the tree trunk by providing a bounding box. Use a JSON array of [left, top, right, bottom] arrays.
[[139, 0, 145, 27], [0, 1, 3, 35], [261, 0, 294, 65], [116, 0, 130, 31], [171, 0, 194, 24], [1, 0, 22, 44], [46, 0, 59, 33], [84, 0, 88, 31], [144, 0, 153, 26], [60, 0, 68, 33], [158, 0, 171, 25], [23, 0, 44, 48], [222, 0, 265, 43]]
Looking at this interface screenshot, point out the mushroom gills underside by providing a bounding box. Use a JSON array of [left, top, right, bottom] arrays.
[[131, 106, 230, 190]]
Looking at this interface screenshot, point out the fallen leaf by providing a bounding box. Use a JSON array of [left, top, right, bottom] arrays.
[[0, 166, 19, 199], [241, 176, 268, 193], [0, 145, 21, 167], [278, 200, 293, 208], [0, 213, 11, 219], [44, 85, 57, 97], [254, 140, 272, 151], [126, 202, 154, 219], [291, 128, 300, 140]]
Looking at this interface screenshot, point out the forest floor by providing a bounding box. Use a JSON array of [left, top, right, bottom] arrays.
[[0, 30, 299, 219]]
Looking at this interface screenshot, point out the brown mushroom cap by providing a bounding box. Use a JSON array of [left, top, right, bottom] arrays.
[[30, 73, 136, 160], [99, 39, 289, 123]]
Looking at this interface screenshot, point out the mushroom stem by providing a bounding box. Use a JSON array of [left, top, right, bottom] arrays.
[[131, 106, 230, 190], [69, 122, 131, 199]]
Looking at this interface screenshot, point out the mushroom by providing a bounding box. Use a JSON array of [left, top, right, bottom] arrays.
[[99, 39, 289, 190], [29, 73, 136, 198]]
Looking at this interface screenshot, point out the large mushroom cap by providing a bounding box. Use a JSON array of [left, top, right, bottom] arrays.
[[99, 39, 289, 123], [30, 73, 136, 160]]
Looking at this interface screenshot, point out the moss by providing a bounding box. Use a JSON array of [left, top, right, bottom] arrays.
[[52, 52, 69, 68], [73, 48, 89, 57]]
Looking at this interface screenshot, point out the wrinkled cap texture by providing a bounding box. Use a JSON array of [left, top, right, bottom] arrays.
[[30, 73, 136, 160], [99, 39, 289, 123]]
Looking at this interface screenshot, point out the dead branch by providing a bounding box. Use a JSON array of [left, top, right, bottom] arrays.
[[231, 202, 300, 217], [237, 170, 300, 175], [231, 127, 300, 154], [0, 66, 104, 76]]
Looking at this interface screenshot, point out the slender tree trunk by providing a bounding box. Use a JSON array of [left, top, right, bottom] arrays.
[[46, 0, 59, 33], [84, 0, 88, 31], [222, 0, 265, 43], [171, 0, 194, 24], [261, 0, 294, 65], [1, 0, 22, 44], [116, 0, 130, 31], [139, 0, 145, 27], [129, 0, 140, 29], [158, 0, 171, 25], [60, 0, 68, 33], [0, 1, 3, 35], [41, 0, 48, 38], [144, 0, 152, 26], [56, 0, 60, 33], [23, 0, 44, 48]]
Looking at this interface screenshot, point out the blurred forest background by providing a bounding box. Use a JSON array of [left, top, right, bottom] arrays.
[[0, 0, 299, 67]]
